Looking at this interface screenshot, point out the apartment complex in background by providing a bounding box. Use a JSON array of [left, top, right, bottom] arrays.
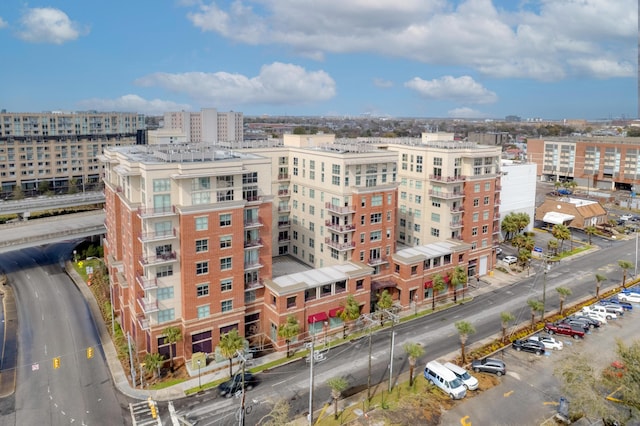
[[162, 108, 243, 145], [527, 137, 640, 192], [0, 110, 145, 198]]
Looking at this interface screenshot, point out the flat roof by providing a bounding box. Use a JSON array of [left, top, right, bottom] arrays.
[[269, 262, 372, 294]]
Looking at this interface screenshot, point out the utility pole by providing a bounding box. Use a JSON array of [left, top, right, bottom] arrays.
[[386, 309, 399, 393], [236, 350, 248, 426], [308, 336, 315, 426], [127, 332, 136, 387]]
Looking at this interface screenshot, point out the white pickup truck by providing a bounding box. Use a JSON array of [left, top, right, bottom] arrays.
[[582, 305, 616, 320]]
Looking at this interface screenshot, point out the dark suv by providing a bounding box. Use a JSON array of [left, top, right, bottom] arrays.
[[512, 339, 545, 355], [471, 358, 506, 376], [218, 373, 258, 398]]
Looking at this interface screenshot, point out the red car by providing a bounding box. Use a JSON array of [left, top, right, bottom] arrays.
[[544, 322, 585, 339]]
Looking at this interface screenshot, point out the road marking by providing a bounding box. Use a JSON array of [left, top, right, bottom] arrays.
[[504, 390, 514, 398], [543, 401, 559, 406], [460, 415, 472, 426]]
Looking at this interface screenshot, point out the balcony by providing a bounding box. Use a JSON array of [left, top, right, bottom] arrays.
[[278, 189, 290, 197], [428, 174, 466, 183], [244, 218, 264, 228], [245, 278, 265, 291], [278, 205, 291, 213], [278, 174, 290, 180], [450, 206, 464, 213], [138, 228, 176, 242], [428, 190, 464, 199], [136, 275, 158, 291], [325, 221, 356, 233], [244, 261, 264, 271], [139, 252, 176, 266], [367, 256, 388, 266], [450, 221, 463, 228], [137, 206, 176, 218], [137, 297, 159, 314], [278, 221, 290, 228], [244, 195, 263, 204], [244, 238, 264, 249], [495, 185, 502, 191], [278, 236, 290, 243], [324, 238, 355, 251], [325, 202, 355, 214], [137, 315, 150, 331], [494, 199, 501, 205], [494, 212, 501, 220]]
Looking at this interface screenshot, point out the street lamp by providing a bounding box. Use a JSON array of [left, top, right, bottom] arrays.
[[73, 250, 77, 263], [197, 359, 202, 389], [323, 321, 329, 348], [413, 294, 418, 317]]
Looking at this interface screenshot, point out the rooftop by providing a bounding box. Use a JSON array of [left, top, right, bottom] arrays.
[[105, 143, 262, 164]]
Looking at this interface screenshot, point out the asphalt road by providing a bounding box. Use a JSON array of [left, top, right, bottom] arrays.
[[174, 236, 636, 425], [0, 243, 127, 426]]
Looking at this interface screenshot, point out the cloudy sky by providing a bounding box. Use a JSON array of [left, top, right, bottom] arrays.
[[0, 1, 636, 119]]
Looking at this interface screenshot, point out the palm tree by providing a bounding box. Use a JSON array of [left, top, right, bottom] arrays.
[[449, 266, 467, 303], [556, 287, 572, 315], [376, 289, 393, 325], [527, 299, 544, 329], [618, 260, 633, 288], [277, 315, 300, 358], [454, 321, 476, 365], [500, 312, 516, 343], [218, 328, 245, 377], [143, 352, 163, 380], [517, 248, 532, 269], [584, 225, 597, 245], [431, 273, 446, 311], [403, 342, 425, 387], [339, 295, 362, 338], [326, 377, 349, 420], [547, 239, 559, 256], [501, 214, 518, 241], [514, 212, 531, 234], [552, 224, 571, 252], [162, 326, 182, 373], [553, 180, 563, 194], [595, 273, 607, 299]]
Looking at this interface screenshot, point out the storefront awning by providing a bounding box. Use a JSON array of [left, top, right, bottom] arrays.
[[424, 276, 450, 289], [371, 280, 397, 292], [542, 211, 575, 225], [328, 307, 343, 318], [308, 312, 329, 324]]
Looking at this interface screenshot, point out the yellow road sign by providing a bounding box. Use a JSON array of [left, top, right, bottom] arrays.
[[53, 357, 61, 369]]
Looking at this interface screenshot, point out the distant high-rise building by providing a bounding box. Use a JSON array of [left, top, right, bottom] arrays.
[[162, 108, 243, 145]]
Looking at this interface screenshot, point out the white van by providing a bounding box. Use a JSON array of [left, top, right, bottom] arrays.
[[444, 362, 479, 391], [424, 360, 467, 399]]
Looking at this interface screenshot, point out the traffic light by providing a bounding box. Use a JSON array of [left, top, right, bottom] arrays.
[[147, 397, 157, 419], [86, 347, 94, 359], [53, 357, 61, 369]]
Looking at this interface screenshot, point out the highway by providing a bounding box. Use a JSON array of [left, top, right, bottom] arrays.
[[0, 191, 104, 216], [173, 236, 634, 425]]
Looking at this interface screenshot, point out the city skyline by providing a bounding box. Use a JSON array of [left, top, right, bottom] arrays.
[[0, 1, 636, 120]]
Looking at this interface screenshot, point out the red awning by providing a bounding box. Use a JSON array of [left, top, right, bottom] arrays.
[[308, 312, 329, 324], [424, 280, 433, 289], [329, 307, 343, 318], [444, 275, 450, 283]]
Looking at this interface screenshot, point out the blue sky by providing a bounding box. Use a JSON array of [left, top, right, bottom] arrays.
[[0, 0, 636, 120]]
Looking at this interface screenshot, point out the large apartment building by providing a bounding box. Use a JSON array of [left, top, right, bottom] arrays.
[[0, 110, 144, 197], [162, 108, 243, 145], [527, 137, 640, 191]]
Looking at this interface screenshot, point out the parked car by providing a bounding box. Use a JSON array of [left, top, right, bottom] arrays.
[[580, 308, 608, 324], [444, 362, 479, 391], [617, 293, 640, 304], [620, 214, 633, 221], [582, 305, 617, 320], [528, 335, 563, 351], [495, 247, 503, 256], [544, 322, 585, 339], [424, 361, 467, 399], [568, 314, 601, 328], [601, 297, 633, 311], [621, 288, 640, 296], [558, 318, 589, 332], [503, 255, 517, 265], [471, 358, 506, 376], [218, 373, 258, 398], [512, 339, 545, 355], [596, 302, 625, 316]]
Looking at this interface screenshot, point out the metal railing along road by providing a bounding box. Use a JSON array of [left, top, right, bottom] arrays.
[[0, 191, 105, 215]]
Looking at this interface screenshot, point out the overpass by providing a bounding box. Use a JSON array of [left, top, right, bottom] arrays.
[[0, 191, 105, 217], [0, 211, 106, 254]]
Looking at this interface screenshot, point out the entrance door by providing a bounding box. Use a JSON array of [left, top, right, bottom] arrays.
[[479, 256, 488, 275]]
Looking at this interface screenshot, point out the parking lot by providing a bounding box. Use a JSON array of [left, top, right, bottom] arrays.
[[440, 298, 638, 425]]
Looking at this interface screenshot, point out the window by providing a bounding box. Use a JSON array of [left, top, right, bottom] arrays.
[[361, 197, 366, 207], [156, 265, 173, 277], [473, 213, 479, 222], [335, 280, 346, 293], [321, 284, 332, 297], [220, 257, 232, 270], [370, 230, 382, 241], [219, 213, 231, 227], [287, 296, 296, 309], [433, 157, 442, 166], [485, 182, 491, 191], [483, 211, 489, 220], [414, 224, 420, 231], [482, 225, 488, 234], [372, 195, 382, 206], [431, 213, 440, 222], [432, 199, 440, 208], [157, 287, 174, 300], [474, 184, 480, 193], [193, 192, 211, 205], [370, 213, 382, 224], [415, 195, 422, 204], [472, 227, 478, 236], [473, 198, 479, 207], [196, 284, 209, 297], [360, 233, 365, 243], [220, 236, 232, 248], [195, 239, 208, 253], [332, 164, 340, 174], [197, 305, 210, 319], [411, 265, 418, 275], [196, 261, 208, 275], [153, 179, 170, 192], [221, 279, 232, 292], [482, 239, 488, 247], [192, 177, 211, 190], [401, 191, 407, 200], [332, 176, 340, 185], [356, 279, 364, 290], [484, 196, 490, 205], [221, 300, 233, 313], [430, 227, 440, 237], [157, 309, 175, 323], [195, 216, 208, 231]]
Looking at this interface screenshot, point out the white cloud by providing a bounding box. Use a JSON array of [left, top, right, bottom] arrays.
[[17, 7, 84, 44], [373, 78, 394, 88], [0, 17, 8, 29], [447, 107, 488, 118], [183, 0, 635, 80], [77, 95, 191, 116], [135, 62, 336, 106], [405, 76, 497, 104]]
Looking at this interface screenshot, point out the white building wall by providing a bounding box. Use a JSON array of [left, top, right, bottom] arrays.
[[499, 161, 537, 236]]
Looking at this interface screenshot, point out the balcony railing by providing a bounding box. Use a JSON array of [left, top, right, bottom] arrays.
[[428, 190, 464, 199], [278, 174, 290, 180], [138, 228, 176, 242], [244, 238, 264, 249], [450, 206, 464, 213], [137, 297, 159, 314], [428, 175, 466, 182], [278, 205, 291, 212], [495, 185, 502, 191], [367, 256, 388, 266], [278, 236, 290, 243], [325, 221, 356, 233], [278, 221, 290, 228], [494, 213, 501, 220], [278, 189, 290, 196], [324, 238, 355, 251], [136, 275, 158, 291], [137, 315, 150, 331], [137, 206, 176, 218], [245, 279, 265, 291], [244, 218, 264, 228], [244, 195, 263, 203], [450, 221, 463, 228], [325, 202, 355, 214], [244, 261, 264, 271], [139, 251, 176, 265]]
